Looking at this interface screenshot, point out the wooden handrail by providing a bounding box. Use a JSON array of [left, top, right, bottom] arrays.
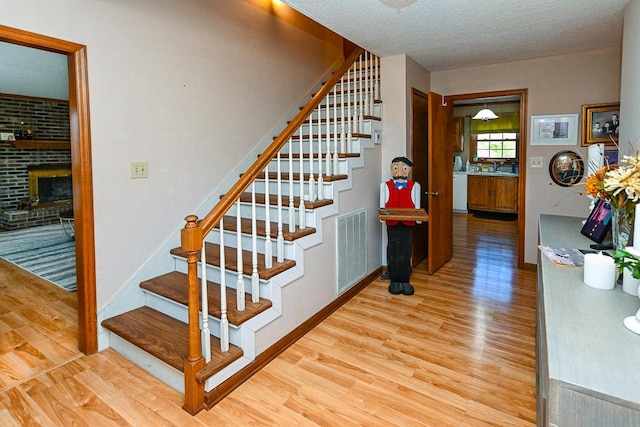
[[196, 47, 364, 235]]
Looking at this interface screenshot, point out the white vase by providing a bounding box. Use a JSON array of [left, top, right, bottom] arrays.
[[622, 267, 640, 296]]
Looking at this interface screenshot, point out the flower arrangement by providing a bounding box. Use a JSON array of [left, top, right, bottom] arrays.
[[584, 144, 640, 274], [584, 152, 640, 213]]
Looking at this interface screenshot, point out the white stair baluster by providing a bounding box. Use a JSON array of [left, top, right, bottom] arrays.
[[369, 52, 375, 116], [365, 51, 371, 117], [308, 112, 315, 203], [251, 183, 259, 303], [288, 137, 295, 233], [340, 74, 346, 154], [200, 244, 211, 362], [298, 127, 306, 229], [347, 64, 353, 153], [264, 162, 272, 268], [333, 80, 339, 175], [276, 151, 284, 263], [359, 54, 364, 134], [375, 54, 380, 102], [324, 93, 331, 178], [219, 216, 229, 352], [318, 103, 325, 201], [236, 203, 245, 312]]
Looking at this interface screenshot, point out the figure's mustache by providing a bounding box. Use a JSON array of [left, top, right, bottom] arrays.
[[393, 176, 409, 181]]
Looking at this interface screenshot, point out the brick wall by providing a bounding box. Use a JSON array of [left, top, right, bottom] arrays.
[[0, 94, 71, 229], [0, 94, 70, 140]]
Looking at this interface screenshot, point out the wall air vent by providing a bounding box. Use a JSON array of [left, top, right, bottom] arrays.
[[337, 209, 367, 294]]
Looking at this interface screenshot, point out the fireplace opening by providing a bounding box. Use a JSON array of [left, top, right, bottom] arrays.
[[27, 164, 73, 207]]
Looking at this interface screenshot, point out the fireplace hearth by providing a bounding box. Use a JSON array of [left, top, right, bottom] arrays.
[[0, 164, 73, 231]]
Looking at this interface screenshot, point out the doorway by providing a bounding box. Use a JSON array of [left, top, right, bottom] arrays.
[[0, 24, 97, 353], [447, 89, 528, 268]]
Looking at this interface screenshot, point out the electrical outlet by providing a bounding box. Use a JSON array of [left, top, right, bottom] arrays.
[[530, 157, 544, 168], [130, 162, 148, 178]]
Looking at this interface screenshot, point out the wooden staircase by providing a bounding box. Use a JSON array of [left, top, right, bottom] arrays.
[[101, 48, 382, 414]]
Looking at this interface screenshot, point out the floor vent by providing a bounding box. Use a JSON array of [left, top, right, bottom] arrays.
[[337, 209, 367, 295]]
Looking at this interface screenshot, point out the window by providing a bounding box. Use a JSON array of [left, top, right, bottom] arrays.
[[475, 133, 518, 160]]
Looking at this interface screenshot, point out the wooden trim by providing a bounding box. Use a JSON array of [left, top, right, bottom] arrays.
[[449, 88, 528, 268], [203, 267, 382, 408], [0, 24, 97, 354], [9, 140, 70, 149]]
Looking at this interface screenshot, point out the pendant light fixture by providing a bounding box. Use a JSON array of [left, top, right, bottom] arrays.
[[379, 0, 418, 12], [472, 100, 499, 123]]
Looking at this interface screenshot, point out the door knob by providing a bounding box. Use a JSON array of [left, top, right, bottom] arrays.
[[425, 191, 439, 196]]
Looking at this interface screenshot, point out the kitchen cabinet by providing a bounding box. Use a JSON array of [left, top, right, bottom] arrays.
[[467, 175, 518, 213], [451, 117, 464, 152], [453, 172, 468, 212]]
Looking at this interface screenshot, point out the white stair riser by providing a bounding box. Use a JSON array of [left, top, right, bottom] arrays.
[[143, 290, 244, 346], [109, 333, 185, 394], [205, 229, 298, 260], [251, 180, 335, 200], [172, 258, 275, 301], [235, 201, 318, 227]]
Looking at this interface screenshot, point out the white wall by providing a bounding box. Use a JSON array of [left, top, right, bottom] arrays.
[[620, 0, 640, 154], [0, 0, 342, 309], [380, 54, 431, 168], [432, 48, 621, 264], [379, 54, 430, 265]]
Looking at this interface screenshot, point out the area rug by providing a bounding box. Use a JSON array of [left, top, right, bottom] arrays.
[[0, 223, 76, 291]]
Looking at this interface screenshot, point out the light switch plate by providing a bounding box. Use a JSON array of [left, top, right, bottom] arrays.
[[130, 162, 148, 178], [530, 157, 544, 168]]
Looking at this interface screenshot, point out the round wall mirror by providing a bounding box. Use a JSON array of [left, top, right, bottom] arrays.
[[549, 150, 584, 187]]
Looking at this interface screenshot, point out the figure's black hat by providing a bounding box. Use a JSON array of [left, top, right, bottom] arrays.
[[391, 156, 413, 167]]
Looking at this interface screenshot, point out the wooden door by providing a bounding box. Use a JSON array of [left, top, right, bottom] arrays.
[[426, 92, 453, 273], [411, 90, 429, 266], [411, 89, 453, 273]]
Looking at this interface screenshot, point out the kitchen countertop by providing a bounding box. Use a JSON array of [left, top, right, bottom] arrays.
[[454, 170, 519, 177]]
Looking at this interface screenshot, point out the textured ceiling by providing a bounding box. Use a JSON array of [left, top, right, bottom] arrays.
[[282, 0, 629, 71]]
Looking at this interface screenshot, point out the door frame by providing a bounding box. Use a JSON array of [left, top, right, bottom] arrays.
[[0, 25, 97, 353], [447, 88, 528, 269]]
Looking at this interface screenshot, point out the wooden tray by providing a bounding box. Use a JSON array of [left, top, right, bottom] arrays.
[[378, 208, 429, 222]]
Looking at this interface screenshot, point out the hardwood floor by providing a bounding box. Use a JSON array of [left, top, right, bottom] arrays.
[[0, 213, 537, 426]]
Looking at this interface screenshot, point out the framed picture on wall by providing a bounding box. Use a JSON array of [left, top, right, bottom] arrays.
[[530, 114, 579, 145], [581, 102, 619, 146]]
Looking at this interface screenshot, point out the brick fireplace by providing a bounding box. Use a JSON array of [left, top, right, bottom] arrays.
[[0, 94, 71, 230]]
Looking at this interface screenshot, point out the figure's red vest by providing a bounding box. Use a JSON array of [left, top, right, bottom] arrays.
[[385, 180, 416, 226]]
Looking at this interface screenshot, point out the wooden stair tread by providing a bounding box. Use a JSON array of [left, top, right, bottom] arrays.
[[102, 306, 243, 376], [170, 242, 296, 280], [287, 133, 372, 141], [236, 192, 334, 210], [254, 172, 348, 183], [217, 215, 316, 241], [300, 115, 382, 123], [140, 271, 272, 325], [277, 152, 361, 159]]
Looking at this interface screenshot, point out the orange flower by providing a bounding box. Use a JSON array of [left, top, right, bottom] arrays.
[[584, 166, 610, 200]]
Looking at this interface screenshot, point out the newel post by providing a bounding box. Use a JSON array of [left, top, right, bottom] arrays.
[[181, 215, 206, 414]]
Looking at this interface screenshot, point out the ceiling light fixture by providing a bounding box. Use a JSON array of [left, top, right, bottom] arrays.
[[379, 0, 418, 12], [472, 100, 499, 123]]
